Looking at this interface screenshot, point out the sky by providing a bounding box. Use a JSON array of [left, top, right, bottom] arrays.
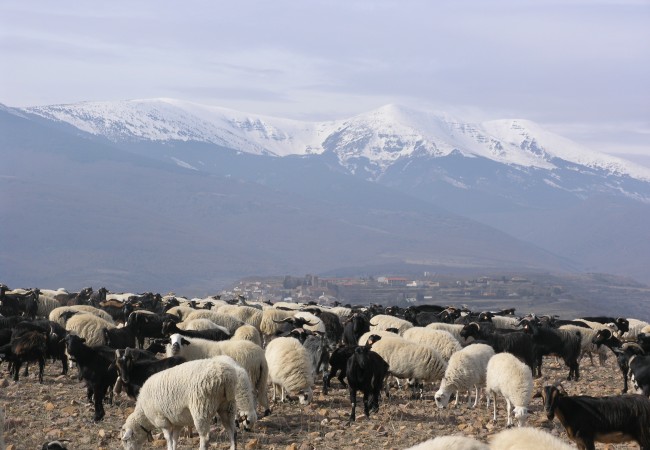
[[1, 0, 648, 163]]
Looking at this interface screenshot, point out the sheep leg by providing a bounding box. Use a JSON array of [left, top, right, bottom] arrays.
[[215, 401, 237, 450], [505, 399, 513, 427], [492, 393, 497, 422], [161, 428, 174, 450], [12, 360, 21, 382]]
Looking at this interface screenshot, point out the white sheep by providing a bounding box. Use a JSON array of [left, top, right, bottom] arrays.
[[183, 310, 243, 334], [426, 322, 474, 345], [488, 426, 575, 450], [369, 335, 447, 396], [406, 436, 489, 450], [358, 330, 404, 345], [216, 304, 263, 330], [402, 327, 462, 361], [488, 315, 521, 330], [231, 324, 262, 347], [36, 295, 62, 319], [485, 352, 533, 427], [434, 343, 495, 409], [120, 358, 238, 450], [265, 336, 314, 405], [272, 301, 304, 310], [166, 305, 197, 321], [49, 305, 114, 327], [293, 311, 326, 334], [259, 309, 296, 342], [624, 318, 650, 339], [178, 318, 229, 334], [369, 314, 413, 335], [64, 313, 115, 346], [329, 306, 353, 321], [167, 334, 270, 415], [213, 355, 258, 430]]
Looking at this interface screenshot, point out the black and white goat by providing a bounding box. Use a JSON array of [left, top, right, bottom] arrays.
[[539, 383, 650, 449], [114, 347, 186, 398]]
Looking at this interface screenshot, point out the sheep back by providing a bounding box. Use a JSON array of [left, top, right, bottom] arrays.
[[265, 337, 314, 394], [405, 435, 489, 450], [402, 327, 461, 361], [369, 314, 413, 335], [183, 310, 243, 334], [441, 343, 495, 392], [488, 427, 574, 450], [231, 324, 262, 347], [370, 336, 446, 382], [485, 352, 533, 409], [217, 305, 263, 330], [65, 313, 115, 346]]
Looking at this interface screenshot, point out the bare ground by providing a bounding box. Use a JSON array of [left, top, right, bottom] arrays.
[[0, 353, 640, 450]]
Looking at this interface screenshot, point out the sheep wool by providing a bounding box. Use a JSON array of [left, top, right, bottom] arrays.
[[426, 322, 473, 345], [50, 305, 114, 327], [485, 352, 533, 427], [369, 336, 447, 384], [213, 355, 258, 429], [167, 334, 270, 414], [183, 310, 243, 334], [369, 314, 413, 335], [488, 427, 574, 450], [406, 435, 489, 450], [231, 324, 262, 347], [121, 358, 238, 450], [265, 336, 314, 405], [435, 343, 495, 408], [64, 313, 115, 346], [259, 309, 295, 339], [402, 327, 462, 361], [217, 304, 263, 330], [166, 305, 196, 321]]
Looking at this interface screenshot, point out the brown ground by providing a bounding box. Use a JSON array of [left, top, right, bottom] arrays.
[[0, 353, 640, 450]]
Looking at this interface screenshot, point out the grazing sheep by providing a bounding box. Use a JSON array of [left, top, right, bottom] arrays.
[[369, 314, 413, 335], [231, 324, 263, 347], [217, 304, 263, 330], [488, 427, 574, 450], [64, 313, 115, 346], [166, 305, 196, 321], [405, 436, 489, 450], [426, 322, 473, 345], [402, 327, 462, 361], [183, 310, 243, 334], [178, 318, 226, 332], [265, 336, 314, 405], [120, 358, 238, 450], [485, 352, 533, 427], [213, 355, 258, 430], [370, 336, 447, 397], [167, 334, 270, 415], [49, 305, 114, 327], [434, 343, 495, 408]]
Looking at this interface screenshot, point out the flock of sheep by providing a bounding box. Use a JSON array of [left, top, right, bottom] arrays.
[[2, 284, 650, 450]]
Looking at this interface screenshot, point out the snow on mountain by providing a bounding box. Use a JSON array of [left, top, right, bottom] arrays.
[[23, 99, 650, 182]]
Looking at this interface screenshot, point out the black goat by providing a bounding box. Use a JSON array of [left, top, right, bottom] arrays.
[[539, 384, 650, 449], [161, 319, 230, 342], [630, 351, 650, 397], [127, 311, 181, 348], [520, 317, 582, 380], [11, 320, 68, 375], [9, 330, 48, 383], [342, 313, 370, 346], [114, 347, 186, 398], [64, 334, 117, 421], [323, 334, 383, 395], [103, 321, 137, 349], [347, 335, 389, 423], [460, 322, 536, 374], [592, 328, 638, 393], [42, 440, 69, 450], [302, 307, 343, 345]]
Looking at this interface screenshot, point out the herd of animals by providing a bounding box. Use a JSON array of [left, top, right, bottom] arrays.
[[2, 284, 650, 449]]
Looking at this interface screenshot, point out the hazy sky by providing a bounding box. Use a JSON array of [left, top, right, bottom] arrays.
[[1, 0, 648, 160]]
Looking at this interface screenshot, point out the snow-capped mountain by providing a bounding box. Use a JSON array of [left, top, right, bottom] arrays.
[[25, 99, 650, 183]]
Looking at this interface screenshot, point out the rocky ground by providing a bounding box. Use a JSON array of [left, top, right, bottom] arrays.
[[0, 353, 640, 450]]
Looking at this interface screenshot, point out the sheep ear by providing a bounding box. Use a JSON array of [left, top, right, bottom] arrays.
[[180, 337, 190, 346]]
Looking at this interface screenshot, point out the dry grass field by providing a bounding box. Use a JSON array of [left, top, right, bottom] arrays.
[[1, 348, 642, 450]]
